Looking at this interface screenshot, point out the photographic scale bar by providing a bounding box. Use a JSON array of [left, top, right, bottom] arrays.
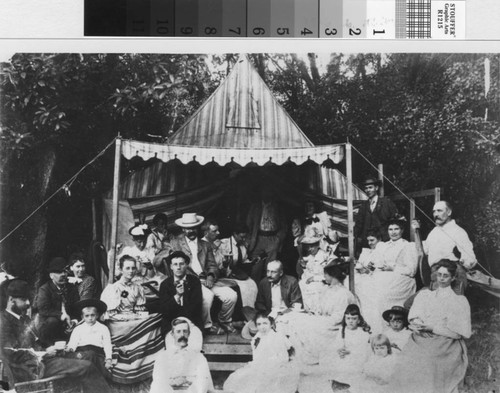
[[84, 0, 465, 39]]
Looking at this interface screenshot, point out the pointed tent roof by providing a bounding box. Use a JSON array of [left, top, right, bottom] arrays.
[[168, 55, 314, 149]]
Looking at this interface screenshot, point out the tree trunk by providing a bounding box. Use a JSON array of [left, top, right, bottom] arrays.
[[1, 144, 57, 289]]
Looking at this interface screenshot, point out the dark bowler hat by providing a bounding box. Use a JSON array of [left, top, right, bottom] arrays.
[[382, 305, 408, 322], [361, 177, 381, 187], [6, 279, 30, 298], [73, 298, 107, 315], [48, 257, 68, 273], [165, 251, 191, 265]]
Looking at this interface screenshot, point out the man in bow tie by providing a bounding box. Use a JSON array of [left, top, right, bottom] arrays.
[[159, 251, 203, 336], [354, 177, 398, 248], [67, 252, 99, 300]]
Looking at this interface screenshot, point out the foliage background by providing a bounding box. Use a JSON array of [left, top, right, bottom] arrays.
[[1, 53, 499, 283]]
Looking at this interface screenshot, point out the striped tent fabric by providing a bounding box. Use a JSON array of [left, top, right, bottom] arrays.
[[108, 314, 164, 384], [108, 163, 366, 237], [168, 55, 315, 148]]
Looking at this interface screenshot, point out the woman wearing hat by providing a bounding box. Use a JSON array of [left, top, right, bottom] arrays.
[[280, 262, 357, 366], [297, 227, 330, 313], [115, 224, 155, 280], [368, 215, 418, 332]]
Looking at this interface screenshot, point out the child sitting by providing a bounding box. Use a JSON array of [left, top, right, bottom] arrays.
[[67, 299, 113, 376], [382, 306, 411, 352], [324, 304, 371, 387], [364, 334, 397, 383]]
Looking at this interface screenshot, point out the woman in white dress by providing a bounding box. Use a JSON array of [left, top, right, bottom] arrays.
[[224, 313, 300, 393], [280, 262, 357, 366], [388, 259, 471, 393], [297, 228, 330, 313], [101, 255, 147, 315], [100, 255, 163, 384], [369, 216, 418, 332], [354, 228, 387, 328]]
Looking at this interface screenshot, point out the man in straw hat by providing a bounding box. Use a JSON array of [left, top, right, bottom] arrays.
[[354, 177, 398, 246], [0, 280, 112, 392], [170, 213, 238, 334], [35, 257, 80, 346]]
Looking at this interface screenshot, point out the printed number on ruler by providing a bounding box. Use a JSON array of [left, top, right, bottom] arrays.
[[228, 27, 242, 36], [277, 28, 290, 36], [301, 28, 314, 36], [180, 27, 194, 35], [155, 20, 170, 35], [252, 27, 266, 36], [132, 20, 146, 33], [324, 28, 338, 36], [349, 28, 361, 36], [204, 27, 218, 35]]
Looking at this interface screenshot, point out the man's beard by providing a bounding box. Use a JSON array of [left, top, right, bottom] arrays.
[[11, 304, 28, 316]]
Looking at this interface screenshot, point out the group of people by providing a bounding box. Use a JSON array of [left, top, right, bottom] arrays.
[[0, 177, 478, 393]]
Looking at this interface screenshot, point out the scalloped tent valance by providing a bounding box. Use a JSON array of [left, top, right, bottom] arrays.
[[121, 139, 344, 166]]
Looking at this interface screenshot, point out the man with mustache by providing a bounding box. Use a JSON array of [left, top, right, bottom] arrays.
[[35, 257, 80, 346], [149, 318, 213, 393], [412, 201, 476, 294], [170, 213, 237, 334], [0, 280, 111, 392]]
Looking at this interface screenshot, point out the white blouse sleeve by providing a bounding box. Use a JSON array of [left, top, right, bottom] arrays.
[[444, 295, 472, 338], [394, 242, 418, 277], [101, 283, 121, 312]]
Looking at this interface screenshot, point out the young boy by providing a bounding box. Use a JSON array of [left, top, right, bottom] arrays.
[[67, 299, 113, 376]]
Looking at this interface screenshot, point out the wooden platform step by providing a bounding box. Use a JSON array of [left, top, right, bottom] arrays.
[[203, 332, 252, 372]]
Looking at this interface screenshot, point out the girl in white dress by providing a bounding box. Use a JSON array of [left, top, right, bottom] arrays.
[[224, 313, 300, 393], [323, 304, 371, 386], [352, 334, 397, 393]]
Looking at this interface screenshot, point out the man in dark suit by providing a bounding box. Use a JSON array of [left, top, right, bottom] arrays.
[[0, 280, 111, 392], [34, 257, 80, 346], [170, 213, 237, 334], [159, 251, 203, 336], [255, 260, 303, 314], [354, 177, 398, 247]]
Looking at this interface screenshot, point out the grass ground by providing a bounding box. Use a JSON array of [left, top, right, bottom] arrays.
[[110, 286, 500, 393], [462, 286, 500, 393]]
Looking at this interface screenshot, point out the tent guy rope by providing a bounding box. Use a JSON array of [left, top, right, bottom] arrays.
[[0, 137, 117, 245], [350, 143, 494, 278]]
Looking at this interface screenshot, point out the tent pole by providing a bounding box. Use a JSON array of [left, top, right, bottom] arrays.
[[378, 164, 384, 197], [109, 136, 122, 284], [346, 142, 355, 294]]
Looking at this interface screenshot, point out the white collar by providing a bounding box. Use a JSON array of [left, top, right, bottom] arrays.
[[6, 309, 22, 320]]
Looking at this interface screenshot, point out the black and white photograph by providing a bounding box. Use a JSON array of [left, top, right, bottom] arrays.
[[0, 51, 499, 393]]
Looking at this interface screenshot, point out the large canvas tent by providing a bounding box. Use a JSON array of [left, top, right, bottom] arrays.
[[103, 55, 366, 280]]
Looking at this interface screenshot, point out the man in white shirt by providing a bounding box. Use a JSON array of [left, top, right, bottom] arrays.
[[150, 318, 213, 393], [413, 201, 477, 294], [170, 213, 237, 334]]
